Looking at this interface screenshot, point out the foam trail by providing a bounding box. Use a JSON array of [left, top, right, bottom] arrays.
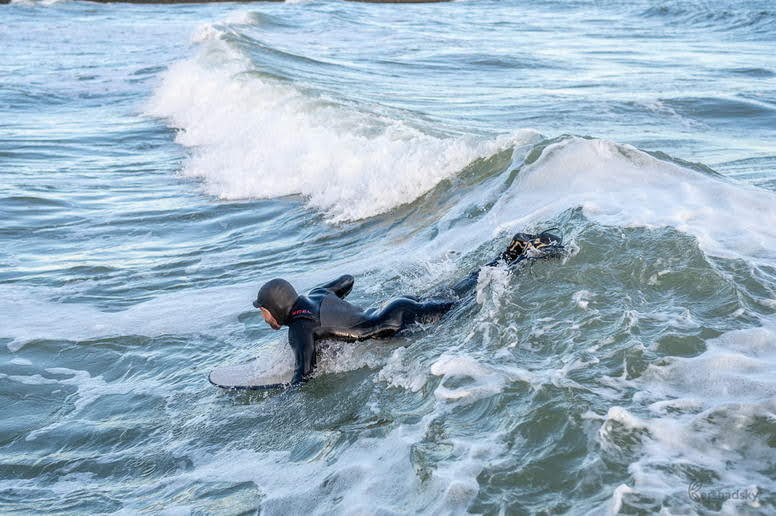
[[147, 30, 519, 222]]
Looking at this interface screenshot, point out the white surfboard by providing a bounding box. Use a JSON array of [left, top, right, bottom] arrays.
[[209, 343, 295, 390]]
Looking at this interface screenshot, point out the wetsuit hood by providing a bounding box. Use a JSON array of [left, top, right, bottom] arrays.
[[253, 278, 298, 326]]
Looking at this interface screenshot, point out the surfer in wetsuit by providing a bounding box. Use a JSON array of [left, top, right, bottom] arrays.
[[253, 230, 564, 385]]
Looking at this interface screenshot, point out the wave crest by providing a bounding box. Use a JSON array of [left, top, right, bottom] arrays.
[[147, 32, 522, 222]]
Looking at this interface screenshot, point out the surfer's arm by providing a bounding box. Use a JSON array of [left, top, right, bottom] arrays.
[[288, 319, 317, 385], [315, 274, 354, 299]]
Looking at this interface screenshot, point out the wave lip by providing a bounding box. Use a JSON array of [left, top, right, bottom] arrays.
[[147, 31, 521, 222], [486, 136, 776, 264]]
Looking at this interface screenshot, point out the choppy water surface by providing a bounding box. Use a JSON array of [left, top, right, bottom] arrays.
[[2, 0, 776, 513]]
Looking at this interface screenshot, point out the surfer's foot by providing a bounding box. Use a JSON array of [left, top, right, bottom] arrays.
[[501, 228, 564, 264]]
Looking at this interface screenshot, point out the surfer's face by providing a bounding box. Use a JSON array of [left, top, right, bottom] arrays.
[[259, 307, 281, 330]]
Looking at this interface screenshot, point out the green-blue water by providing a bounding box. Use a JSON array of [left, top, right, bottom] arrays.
[[2, 0, 776, 513]]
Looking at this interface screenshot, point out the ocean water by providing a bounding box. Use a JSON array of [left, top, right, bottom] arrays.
[[2, 0, 776, 513]]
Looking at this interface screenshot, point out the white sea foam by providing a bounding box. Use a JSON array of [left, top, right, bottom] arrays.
[[147, 31, 521, 222], [375, 346, 428, 392], [474, 262, 511, 308], [313, 339, 386, 376], [599, 324, 776, 512], [430, 354, 534, 403], [485, 137, 776, 264], [96, 371, 504, 515], [639, 326, 776, 405], [121, 412, 489, 515], [572, 289, 593, 310], [159, 352, 516, 514]]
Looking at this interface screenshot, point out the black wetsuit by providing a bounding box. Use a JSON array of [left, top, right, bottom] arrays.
[[285, 275, 456, 384], [256, 229, 563, 385]]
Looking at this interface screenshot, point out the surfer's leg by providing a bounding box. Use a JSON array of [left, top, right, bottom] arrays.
[[498, 229, 564, 265], [446, 229, 565, 299], [448, 269, 481, 299], [391, 298, 456, 329], [353, 297, 456, 338]]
